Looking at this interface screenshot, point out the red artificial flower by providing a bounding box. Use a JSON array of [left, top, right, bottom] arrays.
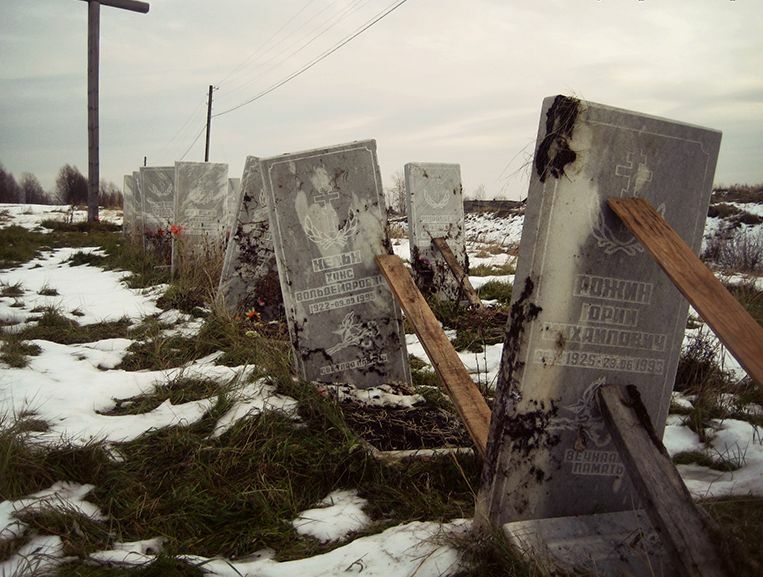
[[245, 308, 260, 320], [169, 224, 183, 236]]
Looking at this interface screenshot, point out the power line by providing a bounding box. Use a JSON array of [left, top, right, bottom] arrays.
[[178, 123, 208, 161], [218, 0, 371, 101], [213, 0, 410, 118], [157, 96, 208, 160], [215, 0, 320, 89]]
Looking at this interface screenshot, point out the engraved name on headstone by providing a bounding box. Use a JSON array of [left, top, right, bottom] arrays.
[[173, 161, 229, 272], [122, 174, 135, 238], [263, 141, 410, 387], [405, 163, 466, 300], [219, 157, 283, 319], [480, 96, 721, 526]]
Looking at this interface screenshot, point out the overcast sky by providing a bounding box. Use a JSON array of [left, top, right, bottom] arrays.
[[1, 0, 761, 200]]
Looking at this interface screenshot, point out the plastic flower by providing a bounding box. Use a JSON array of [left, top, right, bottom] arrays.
[[169, 224, 183, 236], [245, 308, 260, 320]]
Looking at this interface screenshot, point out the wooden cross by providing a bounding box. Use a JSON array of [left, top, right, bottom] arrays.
[[78, 0, 150, 223]]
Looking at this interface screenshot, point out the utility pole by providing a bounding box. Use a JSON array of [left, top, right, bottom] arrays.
[[204, 85, 214, 162], [78, 0, 149, 223]]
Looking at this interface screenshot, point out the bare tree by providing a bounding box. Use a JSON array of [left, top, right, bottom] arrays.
[[0, 163, 21, 203], [19, 172, 49, 204], [99, 179, 123, 208], [55, 164, 88, 205], [386, 170, 406, 214]]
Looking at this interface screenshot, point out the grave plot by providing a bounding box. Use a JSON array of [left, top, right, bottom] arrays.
[[477, 95, 721, 575], [172, 161, 229, 274], [218, 157, 283, 320], [262, 140, 410, 388], [405, 163, 468, 300], [139, 166, 174, 259]]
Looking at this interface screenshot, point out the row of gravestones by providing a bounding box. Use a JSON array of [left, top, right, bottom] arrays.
[[122, 145, 471, 387], [121, 97, 721, 575]]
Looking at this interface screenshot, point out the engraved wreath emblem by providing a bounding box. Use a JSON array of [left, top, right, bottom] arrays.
[[303, 209, 358, 250]]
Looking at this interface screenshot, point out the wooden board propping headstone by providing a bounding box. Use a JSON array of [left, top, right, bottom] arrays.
[[376, 254, 490, 456], [597, 384, 728, 577], [609, 197, 763, 388], [432, 237, 483, 309]]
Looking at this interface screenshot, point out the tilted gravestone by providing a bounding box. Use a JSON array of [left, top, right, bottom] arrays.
[[219, 157, 283, 320], [226, 177, 242, 233], [131, 170, 144, 244], [122, 174, 135, 238], [478, 96, 721, 574], [172, 161, 229, 274], [262, 140, 410, 387], [405, 163, 467, 300]]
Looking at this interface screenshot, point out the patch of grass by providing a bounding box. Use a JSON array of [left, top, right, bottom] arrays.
[[0, 531, 31, 563], [1, 281, 24, 297], [0, 335, 42, 368], [0, 225, 44, 268], [40, 219, 121, 234], [67, 251, 107, 267], [702, 496, 763, 575], [37, 283, 59, 296], [452, 525, 543, 577], [58, 556, 206, 577], [101, 376, 222, 416], [469, 262, 516, 276], [19, 308, 131, 345], [477, 280, 513, 304], [707, 202, 741, 219], [15, 508, 112, 557], [673, 450, 740, 472], [726, 280, 763, 327]]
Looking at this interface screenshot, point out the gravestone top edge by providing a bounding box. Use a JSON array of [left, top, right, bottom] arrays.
[[261, 139, 377, 163]]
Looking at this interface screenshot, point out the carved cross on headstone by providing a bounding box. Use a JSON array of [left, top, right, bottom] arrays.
[[77, 0, 150, 223], [615, 150, 653, 195]]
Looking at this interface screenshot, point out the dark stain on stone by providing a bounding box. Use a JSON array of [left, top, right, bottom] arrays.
[[535, 95, 580, 182]]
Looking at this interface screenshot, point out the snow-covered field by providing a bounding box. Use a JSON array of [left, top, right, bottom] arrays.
[[1, 203, 761, 575]]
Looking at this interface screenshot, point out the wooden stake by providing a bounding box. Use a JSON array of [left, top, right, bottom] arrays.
[[609, 197, 763, 388], [431, 237, 484, 309], [376, 254, 491, 456], [598, 384, 728, 577]]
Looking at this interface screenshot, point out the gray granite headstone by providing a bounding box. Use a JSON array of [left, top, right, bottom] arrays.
[[172, 161, 229, 273], [404, 163, 466, 300], [262, 140, 410, 387], [226, 177, 242, 233], [218, 157, 283, 319], [139, 167, 175, 234], [131, 170, 144, 244], [122, 174, 135, 238], [479, 96, 721, 527]]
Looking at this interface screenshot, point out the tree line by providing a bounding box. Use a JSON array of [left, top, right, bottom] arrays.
[[0, 162, 123, 208]]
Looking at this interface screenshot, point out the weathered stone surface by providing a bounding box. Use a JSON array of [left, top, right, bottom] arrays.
[[218, 157, 282, 319], [226, 177, 242, 233], [262, 140, 410, 387], [480, 96, 721, 524], [139, 166, 175, 234], [504, 511, 675, 576], [172, 161, 229, 272], [405, 163, 466, 300], [122, 174, 135, 238], [131, 170, 144, 243]]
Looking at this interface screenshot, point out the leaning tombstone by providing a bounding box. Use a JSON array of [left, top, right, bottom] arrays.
[[139, 166, 174, 260], [262, 140, 410, 387], [404, 163, 467, 301], [131, 170, 144, 244], [122, 174, 135, 237], [226, 177, 242, 234], [219, 157, 283, 320], [172, 161, 229, 276], [478, 96, 721, 575]]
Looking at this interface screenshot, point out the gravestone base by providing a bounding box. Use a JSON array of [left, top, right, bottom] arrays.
[[503, 510, 676, 577]]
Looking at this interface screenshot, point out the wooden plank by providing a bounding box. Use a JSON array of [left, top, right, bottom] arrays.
[[609, 197, 763, 388], [376, 255, 491, 456], [598, 384, 728, 577], [432, 237, 484, 309]]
